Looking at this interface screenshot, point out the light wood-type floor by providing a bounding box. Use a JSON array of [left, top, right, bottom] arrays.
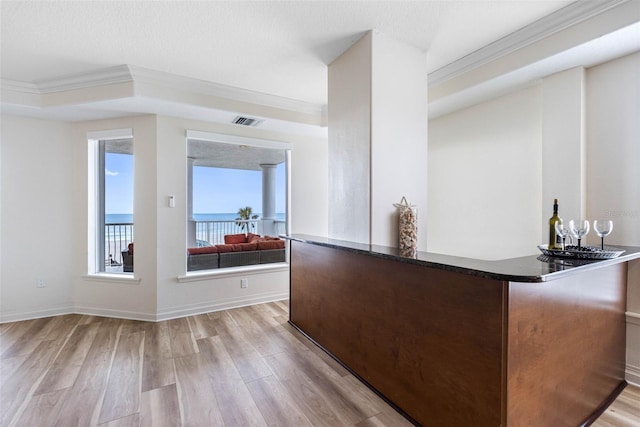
[[1, 300, 638, 426]]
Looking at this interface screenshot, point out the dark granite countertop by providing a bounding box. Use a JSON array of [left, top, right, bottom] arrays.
[[282, 234, 640, 283]]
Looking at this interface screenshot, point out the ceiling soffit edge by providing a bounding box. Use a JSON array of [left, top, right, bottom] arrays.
[[1, 79, 40, 94], [1, 64, 325, 124], [35, 64, 133, 93], [128, 65, 324, 117], [428, 0, 631, 87]]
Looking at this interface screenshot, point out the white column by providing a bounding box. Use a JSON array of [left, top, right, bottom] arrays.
[[187, 157, 197, 248], [261, 164, 277, 236], [328, 31, 428, 249]]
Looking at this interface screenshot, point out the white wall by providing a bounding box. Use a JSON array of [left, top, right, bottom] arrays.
[[328, 32, 372, 244], [153, 116, 328, 319], [71, 116, 160, 320], [1, 115, 75, 321], [328, 31, 429, 250], [428, 85, 543, 260], [585, 52, 640, 385], [428, 51, 640, 384], [1, 113, 328, 322], [586, 52, 640, 247], [370, 32, 428, 250], [541, 67, 586, 232]]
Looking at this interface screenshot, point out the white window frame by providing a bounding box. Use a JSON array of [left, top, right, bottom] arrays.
[[184, 130, 292, 276], [87, 128, 134, 275]]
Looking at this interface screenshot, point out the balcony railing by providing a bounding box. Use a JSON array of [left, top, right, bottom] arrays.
[[194, 219, 262, 246], [274, 220, 286, 236], [104, 218, 286, 267], [105, 222, 134, 265], [195, 219, 287, 246]]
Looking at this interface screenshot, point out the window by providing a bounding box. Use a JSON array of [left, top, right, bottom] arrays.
[[186, 131, 291, 271], [88, 130, 134, 274]]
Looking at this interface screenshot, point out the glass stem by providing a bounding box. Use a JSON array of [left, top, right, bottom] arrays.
[[601, 237, 604, 250], [578, 238, 581, 250]]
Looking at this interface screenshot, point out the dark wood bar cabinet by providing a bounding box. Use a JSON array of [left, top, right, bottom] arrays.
[[286, 235, 640, 426]]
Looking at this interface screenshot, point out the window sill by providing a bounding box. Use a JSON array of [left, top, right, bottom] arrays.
[[83, 273, 141, 285], [177, 263, 289, 283]]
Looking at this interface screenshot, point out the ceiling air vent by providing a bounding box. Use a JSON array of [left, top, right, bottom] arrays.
[[232, 116, 264, 127]]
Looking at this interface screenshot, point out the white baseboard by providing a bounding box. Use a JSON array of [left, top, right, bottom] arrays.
[[0, 305, 74, 323], [626, 311, 640, 386], [626, 311, 640, 325], [72, 306, 157, 322], [1, 292, 289, 324], [69, 290, 290, 322], [155, 290, 289, 321], [626, 363, 640, 387]]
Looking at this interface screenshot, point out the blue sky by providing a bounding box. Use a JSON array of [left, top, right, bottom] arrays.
[[105, 153, 134, 214], [105, 153, 286, 214]]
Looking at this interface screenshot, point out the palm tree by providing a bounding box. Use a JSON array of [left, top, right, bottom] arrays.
[[236, 206, 259, 233]]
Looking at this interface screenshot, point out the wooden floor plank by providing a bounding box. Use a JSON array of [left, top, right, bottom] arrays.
[[206, 309, 223, 321], [37, 314, 82, 341], [264, 351, 347, 426], [79, 314, 105, 325], [244, 304, 286, 330], [118, 319, 150, 336], [0, 353, 28, 384], [342, 374, 415, 426], [1, 317, 52, 359], [197, 336, 267, 426], [99, 331, 145, 424], [0, 321, 16, 335], [167, 317, 198, 358], [0, 318, 36, 350], [247, 303, 287, 328], [246, 374, 313, 426], [54, 318, 122, 426], [356, 410, 416, 427], [1, 300, 637, 427], [141, 322, 175, 392], [593, 384, 640, 427], [0, 339, 63, 426], [271, 349, 380, 424], [140, 383, 181, 427], [280, 320, 351, 377], [273, 299, 290, 313], [99, 412, 141, 427], [227, 307, 292, 357], [35, 322, 101, 395], [187, 313, 219, 340], [215, 315, 273, 383], [174, 353, 226, 426], [265, 300, 289, 317], [15, 388, 69, 427]]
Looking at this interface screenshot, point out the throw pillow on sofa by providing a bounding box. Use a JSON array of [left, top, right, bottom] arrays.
[[256, 239, 285, 250], [224, 233, 247, 244], [187, 246, 218, 255]]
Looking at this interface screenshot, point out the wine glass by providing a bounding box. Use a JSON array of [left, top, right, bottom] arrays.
[[593, 220, 613, 250], [569, 219, 589, 250], [554, 220, 570, 250]]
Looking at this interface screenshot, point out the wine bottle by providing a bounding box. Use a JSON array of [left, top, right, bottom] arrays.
[[548, 198, 561, 250]]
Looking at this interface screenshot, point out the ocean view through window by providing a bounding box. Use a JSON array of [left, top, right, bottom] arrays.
[[186, 132, 291, 271], [101, 141, 134, 273], [93, 131, 291, 274]]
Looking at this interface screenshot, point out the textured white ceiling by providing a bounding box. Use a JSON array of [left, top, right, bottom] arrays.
[[1, 0, 574, 105]]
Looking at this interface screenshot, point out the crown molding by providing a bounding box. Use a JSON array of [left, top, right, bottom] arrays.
[[34, 64, 134, 93], [1, 79, 40, 94], [428, 0, 630, 86], [1, 64, 324, 118], [129, 65, 324, 117]]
